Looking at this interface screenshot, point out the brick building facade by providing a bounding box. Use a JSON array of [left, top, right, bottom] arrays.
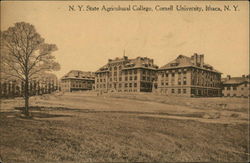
[[60, 70, 95, 92], [222, 75, 249, 97], [95, 56, 158, 93], [156, 54, 222, 97]]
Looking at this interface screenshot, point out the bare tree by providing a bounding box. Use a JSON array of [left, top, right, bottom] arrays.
[[0, 22, 60, 116]]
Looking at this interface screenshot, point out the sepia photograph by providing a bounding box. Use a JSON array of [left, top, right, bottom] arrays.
[[0, 0, 249, 162]]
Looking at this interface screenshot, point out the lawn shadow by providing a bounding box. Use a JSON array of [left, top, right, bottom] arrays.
[[12, 106, 206, 119], [12, 106, 76, 119]]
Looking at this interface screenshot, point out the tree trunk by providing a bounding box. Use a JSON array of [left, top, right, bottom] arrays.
[[24, 76, 30, 117]]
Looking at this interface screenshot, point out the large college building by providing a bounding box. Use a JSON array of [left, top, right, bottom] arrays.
[[156, 53, 222, 97], [222, 75, 249, 97], [95, 56, 158, 93], [60, 70, 95, 92]]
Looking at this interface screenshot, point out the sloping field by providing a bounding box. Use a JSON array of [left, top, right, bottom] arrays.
[[0, 92, 249, 162]]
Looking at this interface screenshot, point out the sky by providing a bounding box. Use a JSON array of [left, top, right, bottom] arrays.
[[1, 1, 249, 78]]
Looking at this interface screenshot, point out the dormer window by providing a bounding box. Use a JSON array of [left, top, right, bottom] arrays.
[[170, 63, 178, 67]]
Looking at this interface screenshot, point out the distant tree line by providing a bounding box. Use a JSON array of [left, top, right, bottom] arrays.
[[0, 79, 60, 99]]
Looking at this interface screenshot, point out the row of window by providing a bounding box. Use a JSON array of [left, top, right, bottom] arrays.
[[223, 84, 248, 90], [161, 80, 187, 86], [161, 72, 186, 77], [97, 69, 156, 76], [158, 69, 187, 74], [161, 88, 187, 94], [116, 89, 138, 92], [72, 83, 92, 88], [97, 76, 155, 82], [223, 93, 248, 97], [96, 83, 138, 88], [96, 82, 152, 89]]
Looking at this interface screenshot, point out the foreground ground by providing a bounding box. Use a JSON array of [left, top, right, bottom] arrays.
[[0, 92, 249, 162]]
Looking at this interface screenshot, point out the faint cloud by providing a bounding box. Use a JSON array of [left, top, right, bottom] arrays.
[[175, 41, 187, 48], [161, 32, 174, 40], [182, 16, 194, 23]]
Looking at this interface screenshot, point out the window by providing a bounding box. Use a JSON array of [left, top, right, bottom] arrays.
[[125, 77, 128, 81], [172, 73, 175, 77], [171, 89, 175, 93], [178, 80, 181, 85], [125, 83, 128, 87], [119, 77, 122, 81], [119, 83, 122, 88], [134, 70, 137, 74], [134, 76, 137, 80], [162, 73, 164, 77], [161, 82, 164, 86], [129, 83, 132, 87], [130, 76, 133, 80], [183, 77, 187, 85], [129, 70, 132, 75], [134, 83, 137, 87], [166, 74, 168, 77], [227, 87, 230, 90], [183, 89, 186, 94], [178, 89, 181, 94], [100, 79, 102, 82], [165, 82, 168, 85], [233, 87, 237, 90]]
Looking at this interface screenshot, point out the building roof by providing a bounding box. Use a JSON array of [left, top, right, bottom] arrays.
[[222, 76, 249, 85], [96, 56, 158, 73], [124, 57, 158, 69], [61, 70, 95, 80], [160, 54, 221, 74]]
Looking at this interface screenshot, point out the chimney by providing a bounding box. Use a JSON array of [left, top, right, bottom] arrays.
[[192, 53, 198, 66], [200, 54, 204, 68], [227, 75, 231, 80], [108, 59, 112, 62]]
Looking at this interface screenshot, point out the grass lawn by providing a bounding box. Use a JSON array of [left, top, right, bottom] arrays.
[[0, 92, 249, 162]]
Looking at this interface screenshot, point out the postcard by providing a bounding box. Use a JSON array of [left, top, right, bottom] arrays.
[[0, 0, 249, 162]]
